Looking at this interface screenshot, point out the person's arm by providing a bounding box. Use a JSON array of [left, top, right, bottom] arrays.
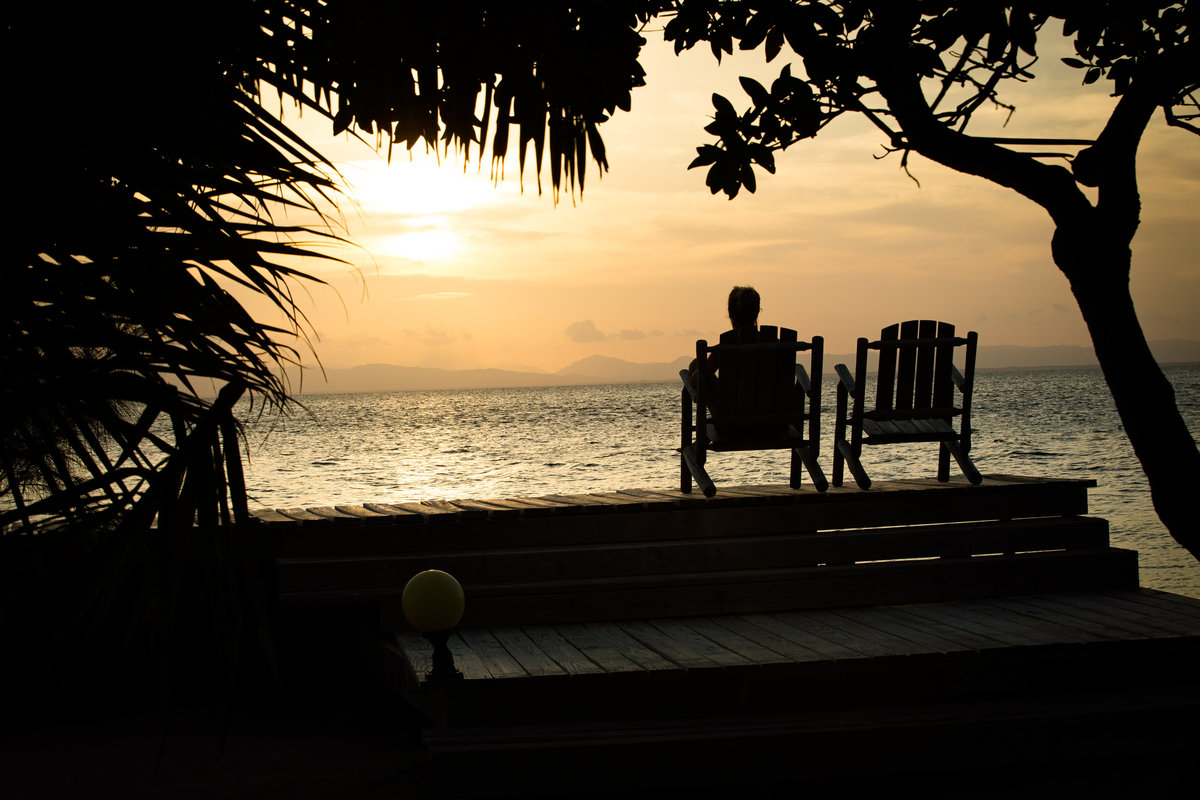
[[688, 351, 719, 387]]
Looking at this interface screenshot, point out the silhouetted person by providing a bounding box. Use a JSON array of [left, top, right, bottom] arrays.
[[688, 285, 760, 391]]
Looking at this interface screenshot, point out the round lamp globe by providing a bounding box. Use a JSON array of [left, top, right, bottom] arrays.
[[401, 569, 465, 633]]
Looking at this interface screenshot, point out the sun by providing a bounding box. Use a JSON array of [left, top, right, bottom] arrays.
[[346, 157, 498, 216], [340, 156, 505, 265], [380, 227, 461, 262]]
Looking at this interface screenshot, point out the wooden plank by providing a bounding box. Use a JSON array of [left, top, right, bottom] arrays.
[[438, 500, 491, 520], [1017, 594, 1195, 638], [793, 516, 1110, 564], [294, 547, 1138, 618], [618, 488, 707, 508], [703, 487, 801, 505], [535, 493, 620, 513], [614, 490, 679, 511], [520, 626, 606, 676], [250, 508, 298, 525], [394, 631, 432, 677], [931, 599, 1106, 646], [774, 608, 929, 658], [275, 507, 326, 522], [894, 319, 920, 412], [728, 485, 807, 499], [578, 622, 683, 672], [306, 506, 363, 524], [449, 548, 1136, 627], [389, 501, 458, 521], [583, 492, 649, 510], [913, 319, 938, 410], [708, 615, 829, 662], [740, 613, 871, 661], [932, 322, 956, 411], [882, 604, 1011, 651], [488, 627, 569, 677], [617, 620, 726, 669], [1060, 587, 1200, 633], [362, 502, 426, 522], [451, 498, 522, 518], [549, 623, 645, 673], [324, 533, 840, 589], [260, 479, 1100, 553], [1104, 588, 1200, 623], [494, 497, 576, 517], [674, 616, 794, 664], [983, 596, 1151, 642], [826, 606, 973, 654], [395, 630, 494, 682], [642, 618, 754, 667], [333, 505, 395, 525], [447, 631, 493, 680], [645, 489, 714, 508], [457, 628, 529, 679], [875, 323, 899, 413]]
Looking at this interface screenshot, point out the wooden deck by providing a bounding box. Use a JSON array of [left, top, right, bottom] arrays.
[[250, 476, 1200, 796], [395, 591, 1200, 795]]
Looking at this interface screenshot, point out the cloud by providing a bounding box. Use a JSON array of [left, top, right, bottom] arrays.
[[412, 291, 475, 300], [402, 327, 471, 346], [565, 319, 607, 342], [618, 329, 647, 340]]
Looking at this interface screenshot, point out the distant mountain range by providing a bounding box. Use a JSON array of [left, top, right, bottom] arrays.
[[293, 339, 1200, 394]]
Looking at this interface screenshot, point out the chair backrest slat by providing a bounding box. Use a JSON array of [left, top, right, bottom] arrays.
[[755, 325, 780, 417], [912, 319, 939, 410], [774, 327, 797, 418], [931, 321, 956, 411], [706, 326, 810, 427], [893, 320, 920, 413], [871, 320, 967, 420], [875, 323, 899, 413]]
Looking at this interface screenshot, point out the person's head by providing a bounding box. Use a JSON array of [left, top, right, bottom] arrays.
[[727, 285, 760, 329]]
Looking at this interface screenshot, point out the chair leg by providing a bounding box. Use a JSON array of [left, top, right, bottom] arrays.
[[937, 442, 951, 482], [794, 446, 829, 493], [945, 440, 983, 484], [832, 416, 845, 488], [681, 445, 717, 497], [835, 439, 871, 490], [832, 442, 845, 487]]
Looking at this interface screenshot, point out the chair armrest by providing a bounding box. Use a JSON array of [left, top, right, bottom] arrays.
[[952, 365, 967, 392], [680, 369, 698, 402], [835, 363, 856, 394], [795, 364, 812, 394]]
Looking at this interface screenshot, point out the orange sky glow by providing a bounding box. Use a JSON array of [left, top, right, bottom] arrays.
[[252, 36, 1200, 378]]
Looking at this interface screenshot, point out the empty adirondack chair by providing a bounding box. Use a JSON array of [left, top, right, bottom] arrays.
[[679, 326, 828, 497], [832, 320, 982, 489]]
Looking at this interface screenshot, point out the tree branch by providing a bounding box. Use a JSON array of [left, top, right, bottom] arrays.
[[867, 8, 1091, 226]]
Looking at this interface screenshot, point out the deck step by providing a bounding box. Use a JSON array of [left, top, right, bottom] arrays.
[[387, 589, 1200, 730]]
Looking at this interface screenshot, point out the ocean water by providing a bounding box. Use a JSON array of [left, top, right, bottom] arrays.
[[240, 364, 1200, 598]]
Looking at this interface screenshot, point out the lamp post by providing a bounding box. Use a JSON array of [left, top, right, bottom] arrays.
[[401, 569, 466, 681]]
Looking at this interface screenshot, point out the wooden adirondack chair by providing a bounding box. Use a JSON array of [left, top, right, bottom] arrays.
[[679, 326, 828, 497], [832, 320, 982, 489]]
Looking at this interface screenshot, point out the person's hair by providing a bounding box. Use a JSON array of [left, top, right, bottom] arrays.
[[727, 285, 760, 329]]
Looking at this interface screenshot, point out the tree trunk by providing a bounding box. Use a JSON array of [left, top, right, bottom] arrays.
[[1054, 227, 1200, 559]]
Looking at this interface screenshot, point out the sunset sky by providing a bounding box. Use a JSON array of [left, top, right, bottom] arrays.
[[260, 34, 1200, 378]]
